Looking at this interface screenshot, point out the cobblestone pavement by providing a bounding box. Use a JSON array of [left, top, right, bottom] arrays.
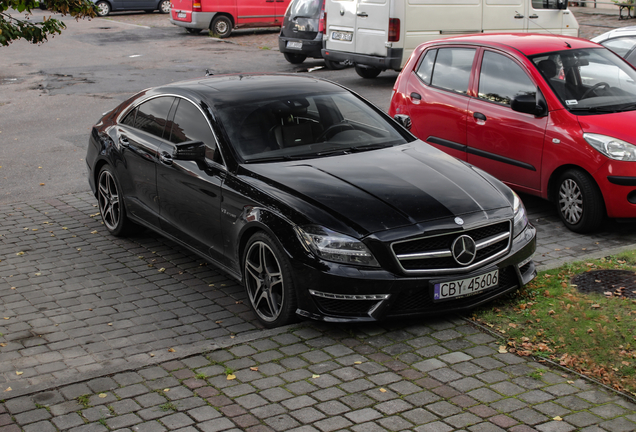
[[2, 5, 636, 432], [2, 318, 636, 432]]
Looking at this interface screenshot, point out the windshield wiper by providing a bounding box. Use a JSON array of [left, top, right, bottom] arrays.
[[568, 106, 620, 113], [315, 143, 393, 157], [243, 155, 306, 163]]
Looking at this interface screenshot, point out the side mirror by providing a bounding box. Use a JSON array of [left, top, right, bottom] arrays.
[[393, 114, 412, 130], [173, 140, 206, 161], [511, 94, 547, 117]]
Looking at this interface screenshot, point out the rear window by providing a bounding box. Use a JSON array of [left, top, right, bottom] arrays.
[[287, 0, 321, 18]]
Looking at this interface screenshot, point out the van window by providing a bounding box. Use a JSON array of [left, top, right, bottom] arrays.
[[431, 48, 475, 94], [415, 49, 436, 85], [532, 0, 561, 9], [478, 51, 535, 106]]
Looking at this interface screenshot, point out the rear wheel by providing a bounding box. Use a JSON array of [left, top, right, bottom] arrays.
[[97, 165, 133, 237], [355, 65, 381, 79], [243, 232, 298, 328], [283, 52, 307, 64], [556, 169, 604, 233], [324, 59, 346, 70], [94, 1, 110, 16], [158, 0, 170, 14], [211, 15, 232, 38]]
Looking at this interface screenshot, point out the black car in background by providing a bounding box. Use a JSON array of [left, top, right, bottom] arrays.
[[278, 0, 345, 69], [86, 74, 536, 328]]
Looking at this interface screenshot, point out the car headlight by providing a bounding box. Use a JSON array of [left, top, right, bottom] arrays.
[[295, 225, 380, 267], [584, 133, 636, 161], [512, 192, 528, 238]]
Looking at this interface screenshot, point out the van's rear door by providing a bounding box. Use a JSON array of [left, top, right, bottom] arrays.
[[354, 0, 390, 56], [325, 0, 358, 53], [170, 0, 192, 22]]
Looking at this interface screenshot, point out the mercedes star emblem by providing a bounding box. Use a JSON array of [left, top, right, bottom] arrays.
[[451, 235, 477, 266], [454, 217, 464, 226]]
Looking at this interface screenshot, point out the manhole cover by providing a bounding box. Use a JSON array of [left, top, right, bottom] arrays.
[[572, 270, 636, 298]]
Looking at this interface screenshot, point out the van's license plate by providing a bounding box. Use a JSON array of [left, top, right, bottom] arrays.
[[433, 269, 499, 301], [287, 41, 303, 49], [331, 31, 353, 42], [177, 12, 186, 18]]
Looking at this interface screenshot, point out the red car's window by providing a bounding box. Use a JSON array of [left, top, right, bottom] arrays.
[[430, 48, 476, 95], [478, 51, 536, 106]]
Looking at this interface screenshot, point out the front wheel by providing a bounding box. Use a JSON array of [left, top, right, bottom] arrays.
[[94, 1, 111, 16], [158, 0, 170, 14], [283, 52, 307, 64], [556, 169, 604, 233], [210, 15, 232, 38], [97, 165, 133, 237], [243, 232, 298, 328], [355, 65, 381, 79]]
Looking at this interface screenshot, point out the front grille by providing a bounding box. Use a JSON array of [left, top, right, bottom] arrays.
[[391, 221, 511, 274], [387, 266, 518, 317]]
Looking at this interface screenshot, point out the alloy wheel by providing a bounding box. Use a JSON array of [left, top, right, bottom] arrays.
[[98, 169, 121, 232], [244, 240, 284, 323], [558, 178, 583, 225]]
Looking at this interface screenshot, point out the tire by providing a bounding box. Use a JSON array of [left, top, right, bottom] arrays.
[[243, 232, 298, 328], [555, 169, 605, 233], [324, 58, 346, 70], [210, 15, 232, 38], [283, 52, 307, 64], [158, 0, 170, 14], [97, 165, 133, 237], [94, 1, 111, 16], [186, 28, 202, 34], [355, 65, 381, 79]]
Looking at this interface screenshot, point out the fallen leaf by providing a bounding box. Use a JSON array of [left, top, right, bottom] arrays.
[[312, 374, 320, 379], [98, 393, 107, 398], [587, 329, 594, 334], [108, 323, 113, 326], [498, 346, 508, 354], [567, 380, 574, 384], [39, 183, 45, 186], [250, 367, 259, 371], [168, 348, 176, 353], [553, 416, 562, 421], [591, 304, 601, 309], [150, 353, 155, 357], [230, 335, 235, 339], [15, 371, 23, 376], [0, 343, 6, 347], [164, 388, 170, 392], [379, 388, 387, 393], [215, 321, 223, 324], [4, 387, 11, 392], [226, 374, 236, 380], [158, 268, 166, 273], [10, 287, 16, 290], [91, 230, 98, 234], [235, 301, 243, 304], [354, 361, 362, 365], [3, 317, 9, 320], [16, 252, 24, 256]]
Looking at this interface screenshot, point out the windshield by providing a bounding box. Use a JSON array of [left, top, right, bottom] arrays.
[[530, 48, 636, 113], [215, 92, 412, 163]]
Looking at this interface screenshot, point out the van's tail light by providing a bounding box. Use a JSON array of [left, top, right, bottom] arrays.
[[319, 6, 326, 34], [192, 0, 201, 12], [388, 18, 400, 42]]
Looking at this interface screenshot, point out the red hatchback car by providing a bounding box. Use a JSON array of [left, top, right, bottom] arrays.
[[389, 34, 636, 233]]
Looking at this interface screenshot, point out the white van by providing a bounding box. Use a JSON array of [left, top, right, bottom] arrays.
[[322, 0, 579, 78]]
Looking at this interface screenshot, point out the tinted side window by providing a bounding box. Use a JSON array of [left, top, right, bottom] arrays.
[[431, 48, 475, 94], [134, 97, 175, 138], [121, 107, 137, 127], [169, 100, 218, 162], [532, 0, 561, 9], [478, 51, 536, 106], [415, 49, 436, 85]]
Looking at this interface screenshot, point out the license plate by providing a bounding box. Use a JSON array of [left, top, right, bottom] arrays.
[[331, 31, 353, 42], [433, 269, 499, 301], [287, 41, 302, 49], [177, 12, 186, 18]]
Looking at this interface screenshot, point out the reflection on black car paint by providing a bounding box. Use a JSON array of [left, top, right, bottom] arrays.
[[86, 74, 537, 328]]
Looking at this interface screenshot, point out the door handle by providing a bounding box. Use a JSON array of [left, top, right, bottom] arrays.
[[160, 151, 173, 165], [410, 92, 421, 100], [357, 12, 368, 17], [119, 135, 130, 147], [473, 112, 487, 121], [529, 14, 538, 19], [514, 14, 524, 19]]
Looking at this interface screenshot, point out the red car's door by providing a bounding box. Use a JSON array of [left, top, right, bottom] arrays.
[[237, 0, 278, 27], [466, 49, 547, 192], [403, 47, 478, 162]]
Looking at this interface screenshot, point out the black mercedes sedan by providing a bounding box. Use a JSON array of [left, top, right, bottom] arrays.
[[86, 74, 537, 328]]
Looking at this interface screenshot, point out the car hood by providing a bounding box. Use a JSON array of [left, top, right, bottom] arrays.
[[241, 143, 512, 235], [578, 111, 636, 144]]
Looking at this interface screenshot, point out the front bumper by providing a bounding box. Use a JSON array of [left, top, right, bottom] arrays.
[[294, 224, 537, 323], [321, 47, 403, 71], [595, 160, 636, 219]]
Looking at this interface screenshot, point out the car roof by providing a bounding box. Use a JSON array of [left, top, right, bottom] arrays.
[[591, 26, 636, 43], [426, 33, 600, 57], [148, 74, 347, 106]]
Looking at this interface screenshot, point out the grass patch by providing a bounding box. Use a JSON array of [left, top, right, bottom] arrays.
[[159, 402, 178, 412], [77, 394, 91, 408], [471, 251, 636, 394]]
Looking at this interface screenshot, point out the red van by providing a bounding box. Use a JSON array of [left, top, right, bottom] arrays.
[[170, 0, 291, 37]]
